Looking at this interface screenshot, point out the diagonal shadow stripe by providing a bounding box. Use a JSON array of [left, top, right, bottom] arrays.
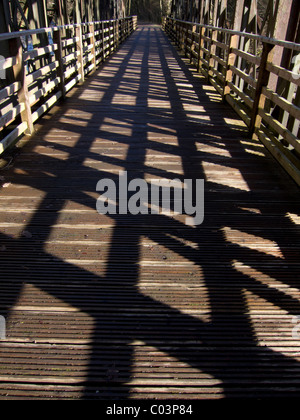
[[0, 25, 300, 400]]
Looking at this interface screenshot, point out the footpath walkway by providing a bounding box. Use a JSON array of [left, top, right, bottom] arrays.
[[0, 25, 300, 399]]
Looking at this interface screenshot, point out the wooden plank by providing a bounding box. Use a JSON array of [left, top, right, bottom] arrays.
[[82, 33, 93, 41], [210, 76, 224, 95], [228, 81, 254, 109], [225, 94, 252, 126], [230, 65, 257, 88], [212, 39, 227, 50], [266, 62, 300, 86], [63, 52, 79, 65], [262, 86, 300, 121], [0, 22, 299, 401], [83, 54, 95, 67], [0, 103, 25, 129], [0, 56, 17, 71], [209, 66, 225, 81], [29, 78, 60, 106], [82, 44, 93, 54], [31, 91, 62, 123], [258, 108, 300, 153], [255, 127, 300, 186], [64, 65, 80, 80], [84, 62, 95, 76], [64, 75, 81, 93], [212, 54, 226, 68], [61, 37, 79, 48], [23, 45, 57, 61], [232, 48, 260, 66], [0, 82, 21, 103], [0, 122, 28, 153], [26, 62, 58, 86]]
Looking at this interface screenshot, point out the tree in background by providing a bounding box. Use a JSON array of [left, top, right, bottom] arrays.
[[130, 0, 165, 23], [1, 0, 298, 31]]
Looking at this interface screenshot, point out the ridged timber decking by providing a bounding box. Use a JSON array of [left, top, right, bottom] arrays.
[[0, 25, 300, 399]]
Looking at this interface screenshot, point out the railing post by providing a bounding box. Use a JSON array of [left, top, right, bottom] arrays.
[[115, 19, 120, 50], [185, 23, 188, 54], [173, 19, 177, 43], [177, 21, 181, 48], [9, 37, 34, 135], [112, 20, 116, 52], [177, 21, 180, 47], [168, 18, 172, 40], [168, 18, 172, 38], [110, 20, 114, 55], [180, 22, 184, 52], [75, 25, 85, 85], [108, 21, 111, 55], [127, 17, 130, 37], [119, 19, 122, 44], [165, 17, 170, 36], [53, 28, 66, 100], [197, 27, 205, 73], [89, 23, 97, 73], [101, 21, 106, 62], [190, 25, 197, 64], [208, 29, 217, 78], [122, 19, 125, 43], [250, 42, 275, 136], [183, 23, 188, 55], [223, 34, 239, 98]]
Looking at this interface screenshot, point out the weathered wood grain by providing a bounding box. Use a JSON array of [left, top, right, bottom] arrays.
[[0, 24, 299, 400]]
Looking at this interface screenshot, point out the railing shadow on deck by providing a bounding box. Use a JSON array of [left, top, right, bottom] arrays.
[[163, 17, 300, 188], [0, 25, 300, 399]]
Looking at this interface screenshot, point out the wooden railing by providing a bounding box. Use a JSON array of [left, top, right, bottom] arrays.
[[164, 17, 300, 187], [0, 16, 137, 154]]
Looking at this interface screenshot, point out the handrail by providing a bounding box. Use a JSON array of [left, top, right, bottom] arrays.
[[163, 17, 300, 187], [168, 18, 300, 52], [0, 17, 135, 41], [0, 16, 138, 155]]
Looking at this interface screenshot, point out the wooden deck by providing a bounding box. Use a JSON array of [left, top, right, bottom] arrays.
[[0, 24, 300, 399]]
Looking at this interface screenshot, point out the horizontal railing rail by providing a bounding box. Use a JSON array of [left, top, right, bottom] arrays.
[[0, 16, 137, 154], [164, 17, 300, 187]]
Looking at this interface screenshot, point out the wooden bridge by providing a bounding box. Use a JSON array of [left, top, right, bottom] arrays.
[[0, 15, 300, 399]]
